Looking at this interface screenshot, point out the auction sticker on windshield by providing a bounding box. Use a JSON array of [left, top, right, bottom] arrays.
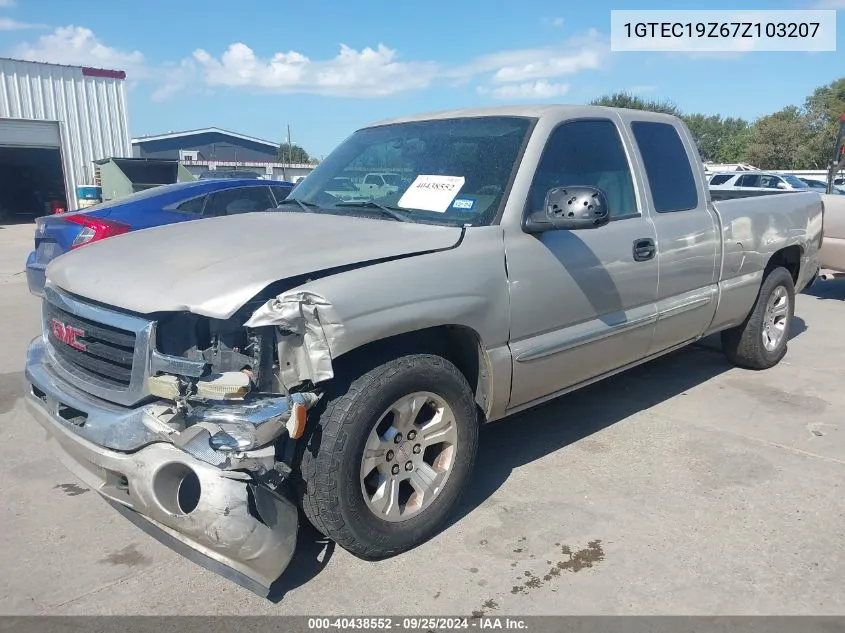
[[398, 175, 465, 212]]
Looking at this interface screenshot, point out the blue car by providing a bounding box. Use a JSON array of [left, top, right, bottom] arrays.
[[26, 178, 293, 296]]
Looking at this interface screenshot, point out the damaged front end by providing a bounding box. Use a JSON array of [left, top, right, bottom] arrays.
[[24, 284, 333, 596]]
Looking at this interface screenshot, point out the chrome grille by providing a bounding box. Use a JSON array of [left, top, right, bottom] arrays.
[[46, 302, 136, 387], [42, 284, 155, 406]]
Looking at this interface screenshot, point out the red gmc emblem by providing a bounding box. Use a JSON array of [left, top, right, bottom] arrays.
[[50, 318, 87, 351]]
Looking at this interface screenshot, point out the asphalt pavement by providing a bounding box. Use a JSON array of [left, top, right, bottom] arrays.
[[1, 220, 843, 615]]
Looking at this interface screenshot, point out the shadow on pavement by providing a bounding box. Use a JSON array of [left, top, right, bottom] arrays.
[[0, 215, 37, 228], [267, 514, 336, 603], [456, 314, 808, 522], [454, 343, 734, 522], [269, 314, 811, 598], [803, 278, 845, 301]]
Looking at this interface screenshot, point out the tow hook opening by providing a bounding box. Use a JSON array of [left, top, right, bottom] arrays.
[[153, 463, 202, 516]]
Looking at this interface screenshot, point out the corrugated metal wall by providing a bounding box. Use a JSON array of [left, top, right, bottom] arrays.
[[0, 58, 132, 209]]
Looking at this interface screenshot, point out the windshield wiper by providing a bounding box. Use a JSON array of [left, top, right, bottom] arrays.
[[334, 200, 415, 223], [277, 198, 320, 213]]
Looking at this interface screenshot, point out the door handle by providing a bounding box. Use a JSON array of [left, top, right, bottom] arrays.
[[633, 238, 656, 262]]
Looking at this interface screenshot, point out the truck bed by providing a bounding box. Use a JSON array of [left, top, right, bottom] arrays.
[[708, 188, 803, 201]]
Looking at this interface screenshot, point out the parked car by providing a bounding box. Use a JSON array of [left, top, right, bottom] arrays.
[[358, 172, 402, 198], [324, 177, 369, 201], [24, 106, 822, 596], [797, 177, 845, 194], [25, 178, 293, 296], [709, 170, 811, 192], [819, 193, 845, 272]]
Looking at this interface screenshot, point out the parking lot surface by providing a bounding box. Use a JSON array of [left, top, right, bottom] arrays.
[[1, 220, 843, 615]]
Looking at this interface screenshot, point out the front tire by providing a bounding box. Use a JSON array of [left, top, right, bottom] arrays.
[[298, 354, 478, 560], [721, 266, 795, 369]]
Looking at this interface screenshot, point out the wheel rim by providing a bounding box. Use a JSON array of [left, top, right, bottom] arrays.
[[359, 391, 458, 523], [762, 285, 790, 351]]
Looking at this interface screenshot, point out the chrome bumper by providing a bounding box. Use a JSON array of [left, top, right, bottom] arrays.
[[24, 337, 300, 596]]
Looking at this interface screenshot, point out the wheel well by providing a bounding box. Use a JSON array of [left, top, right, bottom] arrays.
[[332, 326, 491, 420], [766, 245, 802, 283]]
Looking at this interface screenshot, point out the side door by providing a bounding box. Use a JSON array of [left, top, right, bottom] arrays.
[[504, 117, 659, 409], [760, 174, 785, 190], [203, 186, 276, 217], [626, 118, 719, 355]]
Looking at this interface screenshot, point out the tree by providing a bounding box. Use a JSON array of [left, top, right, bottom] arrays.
[[805, 78, 845, 128], [276, 142, 310, 164], [590, 92, 750, 162], [714, 123, 751, 163], [589, 91, 681, 116], [681, 114, 753, 162], [744, 106, 814, 170], [803, 78, 845, 168], [589, 78, 845, 170]]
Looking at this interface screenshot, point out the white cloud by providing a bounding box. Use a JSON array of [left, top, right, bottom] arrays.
[[13, 26, 146, 76], [454, 29, 609, 85], [187, 42, 439, 97], [479, 81, 570, 100], [157, 29, 607, 100], [812, 0, 845, 7], [0, 17, 46, 30], [0, 0, 16, 6], [7, 25, 611, 102], [541, 16, 565, 27]]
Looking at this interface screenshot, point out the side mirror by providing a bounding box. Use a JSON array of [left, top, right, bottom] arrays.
[[523, 186, 610, 233], [776, 182, 789, 190]]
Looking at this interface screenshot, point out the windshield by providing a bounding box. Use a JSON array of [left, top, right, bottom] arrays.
[[289, 116, 534, 226], [782, 174, 809, 188]]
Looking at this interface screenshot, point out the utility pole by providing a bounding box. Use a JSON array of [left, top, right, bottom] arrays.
[[287, 124, 292, 165]]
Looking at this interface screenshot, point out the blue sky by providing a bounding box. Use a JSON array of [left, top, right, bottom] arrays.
[[0, 0, 843, 157]]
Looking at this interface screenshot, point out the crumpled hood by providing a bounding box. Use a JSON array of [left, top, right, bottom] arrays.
[[46, 211, 463, 319]]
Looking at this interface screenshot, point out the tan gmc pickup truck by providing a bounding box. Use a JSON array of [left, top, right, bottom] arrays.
[[25, 105, 823, 596]]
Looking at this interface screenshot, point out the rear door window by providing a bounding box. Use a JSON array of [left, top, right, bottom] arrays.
[[736, 174, 761, 187], [204, 186, 276, 216], [631, 121, 699, 213], [709, 174, 733, 185], [175, 195, 207, 214]]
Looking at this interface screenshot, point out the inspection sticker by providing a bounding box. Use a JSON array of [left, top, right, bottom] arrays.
[[398, 175, 465, 213], [452, 198, 475, 210]]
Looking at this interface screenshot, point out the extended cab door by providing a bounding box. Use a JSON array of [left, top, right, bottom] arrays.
[[504, 116, 659, 409], [623, 116, 719, 355]]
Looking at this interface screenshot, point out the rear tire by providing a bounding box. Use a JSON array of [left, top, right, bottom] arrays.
[[721, 266, 795, 369], [298, 353, 478, 560]]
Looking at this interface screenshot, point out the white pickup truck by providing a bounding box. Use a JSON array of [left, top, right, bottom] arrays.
[[25, 105, 823, 596]]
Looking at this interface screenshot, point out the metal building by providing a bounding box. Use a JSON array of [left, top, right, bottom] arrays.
[[0, 57, 132, 216], [132, 128, 316, 182], [132, 128, 281, 162]]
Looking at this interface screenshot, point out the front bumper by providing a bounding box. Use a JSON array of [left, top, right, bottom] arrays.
[[24, 337, 300, 596]]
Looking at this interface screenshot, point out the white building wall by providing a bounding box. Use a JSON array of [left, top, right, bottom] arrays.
[[0, 58, 132, 209]]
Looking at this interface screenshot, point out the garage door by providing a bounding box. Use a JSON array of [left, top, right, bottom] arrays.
[[0, 119, 60, 148]]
